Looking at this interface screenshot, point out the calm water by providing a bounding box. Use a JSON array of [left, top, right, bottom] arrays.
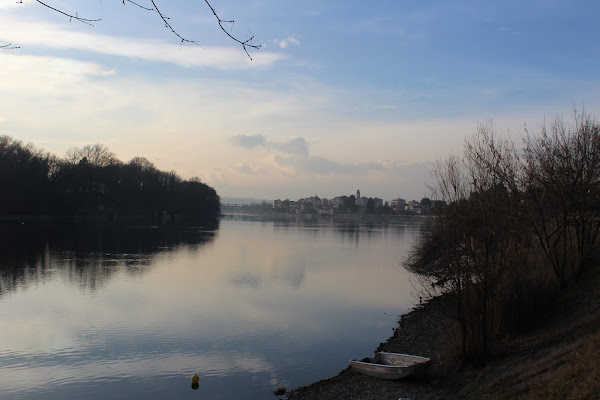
[[0, 216, 423, 400]]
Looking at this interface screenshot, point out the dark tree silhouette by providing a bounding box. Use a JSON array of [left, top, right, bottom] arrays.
[[0, 136, 220, 220]]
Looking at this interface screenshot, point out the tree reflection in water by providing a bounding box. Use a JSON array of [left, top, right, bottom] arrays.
[[0, 220, 219, 296]]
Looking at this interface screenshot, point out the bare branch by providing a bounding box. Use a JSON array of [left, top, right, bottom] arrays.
[[19, 0, 261, 58], [35, 0, 101, 26], [1, 43, 20, 49], [147, 0, 201, 46], [123, 0, 153, 12], [203, 0, 261, 59]]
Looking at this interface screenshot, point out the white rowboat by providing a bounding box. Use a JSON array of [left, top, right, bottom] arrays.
[[349, 352, 431, 380]]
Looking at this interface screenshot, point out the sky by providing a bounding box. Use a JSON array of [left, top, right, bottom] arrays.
[[1, 0, 599, 202]]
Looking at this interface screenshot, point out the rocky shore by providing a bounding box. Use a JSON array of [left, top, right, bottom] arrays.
[[286, 251, 600, 400], [286, 296, 464, 400]]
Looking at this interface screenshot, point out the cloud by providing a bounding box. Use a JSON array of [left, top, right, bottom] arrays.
[[0, 1, 29, 10], [231, 135, 309, 156], [231, 134, 267, 149], [271, 137, 309, 156], [358, 104, 398, 111], [231, 133, 388, 176], [274, 155, 387, 175], [0, 53, 115, 93], [277, 36, 301, 49], [498, 26, 521, 36], [232, 163, 262, 175], [0, 16, 285, 70]]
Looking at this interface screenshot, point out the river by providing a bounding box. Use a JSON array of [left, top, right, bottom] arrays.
[[0, 215, 423, 399]]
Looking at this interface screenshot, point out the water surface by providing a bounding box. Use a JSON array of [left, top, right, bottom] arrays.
[[0, 216, 423, 399]]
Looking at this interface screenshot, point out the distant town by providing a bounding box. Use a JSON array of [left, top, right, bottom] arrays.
[[222, 190, 445, 216]]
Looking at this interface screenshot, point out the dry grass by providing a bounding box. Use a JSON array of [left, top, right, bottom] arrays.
[[519, 331, 600, 400], [464, 249, 600, 400]]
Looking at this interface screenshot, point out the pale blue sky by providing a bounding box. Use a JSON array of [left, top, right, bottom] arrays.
[[1, 0, 599, 201]]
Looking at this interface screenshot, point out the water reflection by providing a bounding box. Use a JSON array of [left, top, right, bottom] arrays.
[[0, 220, 219, 296], [0, 217, 423, 400]]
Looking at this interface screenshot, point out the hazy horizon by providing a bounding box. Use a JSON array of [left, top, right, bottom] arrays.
[[1, 0, 599, 201]]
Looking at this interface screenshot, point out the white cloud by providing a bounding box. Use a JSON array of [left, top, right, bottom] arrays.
[[0, 16, 286, 70], [232, 135, 310, 156], [0, 53, 115, 92], [277, 36, 301, 49], [270, 137, 309, 156], [231, 134, 267, 149], [0, 0, 31, 10]]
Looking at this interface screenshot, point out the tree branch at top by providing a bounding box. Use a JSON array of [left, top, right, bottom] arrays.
[[202, 0, 261, 59], [34, 0, 101, 26], [8, 0, 261, 58]]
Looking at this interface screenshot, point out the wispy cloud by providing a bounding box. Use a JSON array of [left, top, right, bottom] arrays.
[[276, 36, 301, 49], [0, 1, 30, 10], [232, 134, 385, 175], [232, 135, 309, 156], [271, 154, 386, 175], [231, 134, 267, 149], [271, 137, 309, 156], [358, 104, 398, 111], [0, 53, 115, 93], [232, 163, 262, 175], [0, 16, 286, 70]]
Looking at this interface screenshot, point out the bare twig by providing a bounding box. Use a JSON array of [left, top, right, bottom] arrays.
[[1, 43, 20, 49], [148, 0, 201, 46], [20, 0, 261, 58], [203, 0, 261, 59], [123, 0, 153, 12], [35, 0, 101, 26]]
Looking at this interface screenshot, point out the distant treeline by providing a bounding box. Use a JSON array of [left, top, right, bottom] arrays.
[[0, 136, 220, 220], [406, 110, 600, 365]]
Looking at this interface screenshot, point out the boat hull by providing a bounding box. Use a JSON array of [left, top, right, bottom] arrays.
[[349, 352, 431, 380]]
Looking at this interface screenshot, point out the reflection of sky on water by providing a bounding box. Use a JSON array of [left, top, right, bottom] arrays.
[[0, 218, 423, 400]]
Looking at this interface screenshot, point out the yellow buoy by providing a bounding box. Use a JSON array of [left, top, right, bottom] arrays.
[[191, 373, 200, 384]]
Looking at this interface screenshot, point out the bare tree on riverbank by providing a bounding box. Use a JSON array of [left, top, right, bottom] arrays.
[[407, 110, 600, 365]]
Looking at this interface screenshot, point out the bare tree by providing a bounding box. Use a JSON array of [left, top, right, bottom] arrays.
[[128, 156, 157, 173], [408, 124, 534, 364], [5, 0, 261, 58], [65, 144, 120, 168], [516, 111, 600, 287], [408, 109, 600, 364]]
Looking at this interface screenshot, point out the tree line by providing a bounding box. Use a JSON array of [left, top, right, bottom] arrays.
[[406, 109, 600, 365], [0, 136, 220, 220]]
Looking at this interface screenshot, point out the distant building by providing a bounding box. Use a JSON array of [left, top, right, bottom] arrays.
[[331, 197, 344, 207], [300, 202, 314, 213], [390, 198, 406, 212], [308, 196, 321, 207]]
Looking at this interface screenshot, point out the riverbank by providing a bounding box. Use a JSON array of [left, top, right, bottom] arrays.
[[286, 295, 462, 400], [286, 249, 600, 400]]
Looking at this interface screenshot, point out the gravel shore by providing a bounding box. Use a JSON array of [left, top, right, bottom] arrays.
[[286, 251, 600, 400], [286, 296, 465, 400]]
